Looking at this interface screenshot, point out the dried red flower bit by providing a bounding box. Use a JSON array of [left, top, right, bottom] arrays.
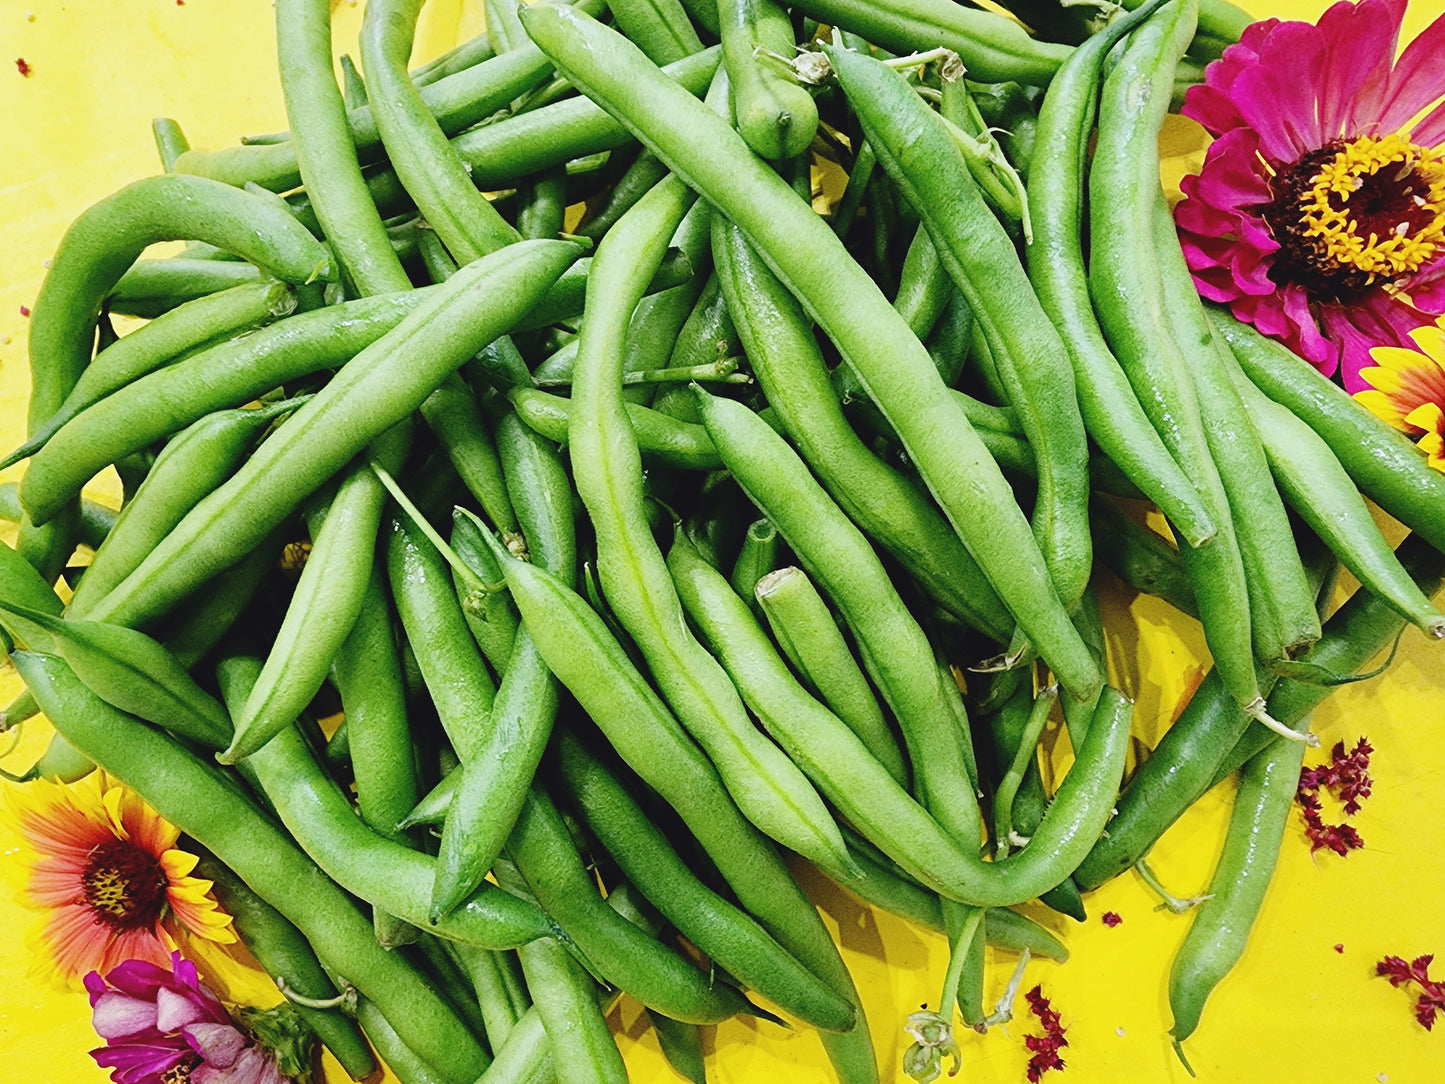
[[15, 57, 31, 77], [19, 305, 30, 317], [1295, 734, 1372, 854], [1023, 985, 1068, 1081], [1334, 944, 1345, 954], [1376, 952, 1445, 1030], [1101, 911, 1122, 927]]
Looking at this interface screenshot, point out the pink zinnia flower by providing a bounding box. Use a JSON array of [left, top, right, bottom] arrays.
[[1174, 0, 1445, 391], [85, 952, 289, 1084]]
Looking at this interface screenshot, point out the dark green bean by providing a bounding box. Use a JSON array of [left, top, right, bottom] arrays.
[[1169, 735, 1303, 1052], [1089, 499, 1198, 620], [107, 257, 271, 316], [719, 0, 817, 160], [509, 388, 722, 470], [517, 934, 627, 1084], [195, 852, 380, 1082]]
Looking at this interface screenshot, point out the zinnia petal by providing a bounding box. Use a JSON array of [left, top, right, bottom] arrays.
[[91, 991, 161, 1040], [1375, 4, 1445, 135], [183, 1021, 250, 1067], [1317, 0, 1409, 137]]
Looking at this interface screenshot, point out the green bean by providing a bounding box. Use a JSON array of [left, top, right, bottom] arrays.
[[448, 513, 522, 674], [828, 42, 1092, 615], [526, 5, 1099, 697], [789, 0, 1070, 85], [566, 173, 851, 875], [1089, 499, 1199, 620], [1169, 734, 1304, 1052], [712, 217, 1012, 643], [0, 728, 96, 784], [506, 786, 755, 1025], [484, 0, 529, 53], [355, 1000, 451, 1084], [1090, 0, 1269, 729], [106, 257, 271, 316], [0, 603, 229, 748], [517, 935, 627, 1084], [1151, 194, 1321, 664], [82, 241, 579, 632], [1209, 307, 1445, 558], [388, 512, 498, 759], [222, 423, 412, 764], [578, 150, 671, 240], [728, 518, 779, 612], [277, 0, 413, 296], [4, 281, 294, 471], [421, 377, 519, 534], [555, 735, 853, 1033], [446, 944, 527, 1053], [1025, 0, 1216, 549], [361, 0, 519, 265], [24, 174, 333, 436], [509, 388, 722, 470], [0, 485, 112, 554], [991, 684, 1057, 858], [669, 531, 1002, 901], [20, 290, 433, 529], [719, 0, 817, 160], [754, 566, 906, 786], [646, 1012, 707, 1084], [71, 401, 304, 621], [18, 650, 496, 1084], [194, 852, 380, 1082], [517, 167, 569, 242]]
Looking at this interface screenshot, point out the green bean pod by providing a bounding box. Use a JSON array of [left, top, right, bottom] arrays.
[[712, 217, 1013, 643], [84, 240, 580, 632], [1025, 0, 1216, 549], [827, 42, 1092, 613], [509, 387, 723, 470], [24, 174, 333, 434], [0, 604, 229, 749], [554, 729, 856, 1033], [1088, 499, 1199, 620], [1169, 734, 1304, 1048], [788, 0, 1069, 85], [221, 425, 411, 764], [516, 935, 628, 1084], [506, 786, 755, 1025], [566, 173, 851, 875], [5, 281, 294, 471], [421, 376, 518, 534], [610, 0, 706, 63], [720, 0, 818, 160], [361, 0, 519, 264], [728, 519, 779, 610], [21, 290, 434, 529], [450, 48, 723, 191], [754, 566, 907, 787]]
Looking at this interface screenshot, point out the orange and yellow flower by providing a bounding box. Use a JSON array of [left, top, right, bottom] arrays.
[[3, 773, 235, 988], [1354, 315, 1445, 472]]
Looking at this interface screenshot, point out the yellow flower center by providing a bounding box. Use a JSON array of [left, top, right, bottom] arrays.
[[1300, 134, 1445, 281], [1264, 134, 1445, 302], [82, 839, 170, 930]]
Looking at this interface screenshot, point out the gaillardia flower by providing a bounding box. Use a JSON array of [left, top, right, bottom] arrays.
[[1354, 314, 1445, 470], [3, 775, 235, 986], [1174, 0, 1445, 391], [85, 953, 291, 1084]]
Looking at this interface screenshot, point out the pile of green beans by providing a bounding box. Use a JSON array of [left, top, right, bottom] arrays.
[[3, 0, 1443, 1081]]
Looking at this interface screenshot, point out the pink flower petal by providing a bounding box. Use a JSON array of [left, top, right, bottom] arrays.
[[91, 992, 160, 1040], [1375, 4, 1445, 134], [1315, 0, 1405, 135], [1230, 21, 1328, 158], [155, 985, 210, 1031], [183, 1021, 249, 1068], [193, 1045, 284, 1084]]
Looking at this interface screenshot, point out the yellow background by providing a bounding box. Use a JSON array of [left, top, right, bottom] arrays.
[[1, 1, 1443, 1082]]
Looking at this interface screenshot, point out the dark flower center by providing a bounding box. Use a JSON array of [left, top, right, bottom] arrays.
[[82, 839, 170, 930], [1261, 134, 1445, 304]]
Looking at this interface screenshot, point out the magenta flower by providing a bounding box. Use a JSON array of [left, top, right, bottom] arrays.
[[1173, 0, 1445, 392], [84, 952, 289, 1084]]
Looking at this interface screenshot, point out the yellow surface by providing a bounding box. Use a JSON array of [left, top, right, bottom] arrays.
[[1, 2, 1443, 1082]]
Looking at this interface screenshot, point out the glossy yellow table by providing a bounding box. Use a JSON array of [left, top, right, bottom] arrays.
[[2, 2, 1442, 1082]]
